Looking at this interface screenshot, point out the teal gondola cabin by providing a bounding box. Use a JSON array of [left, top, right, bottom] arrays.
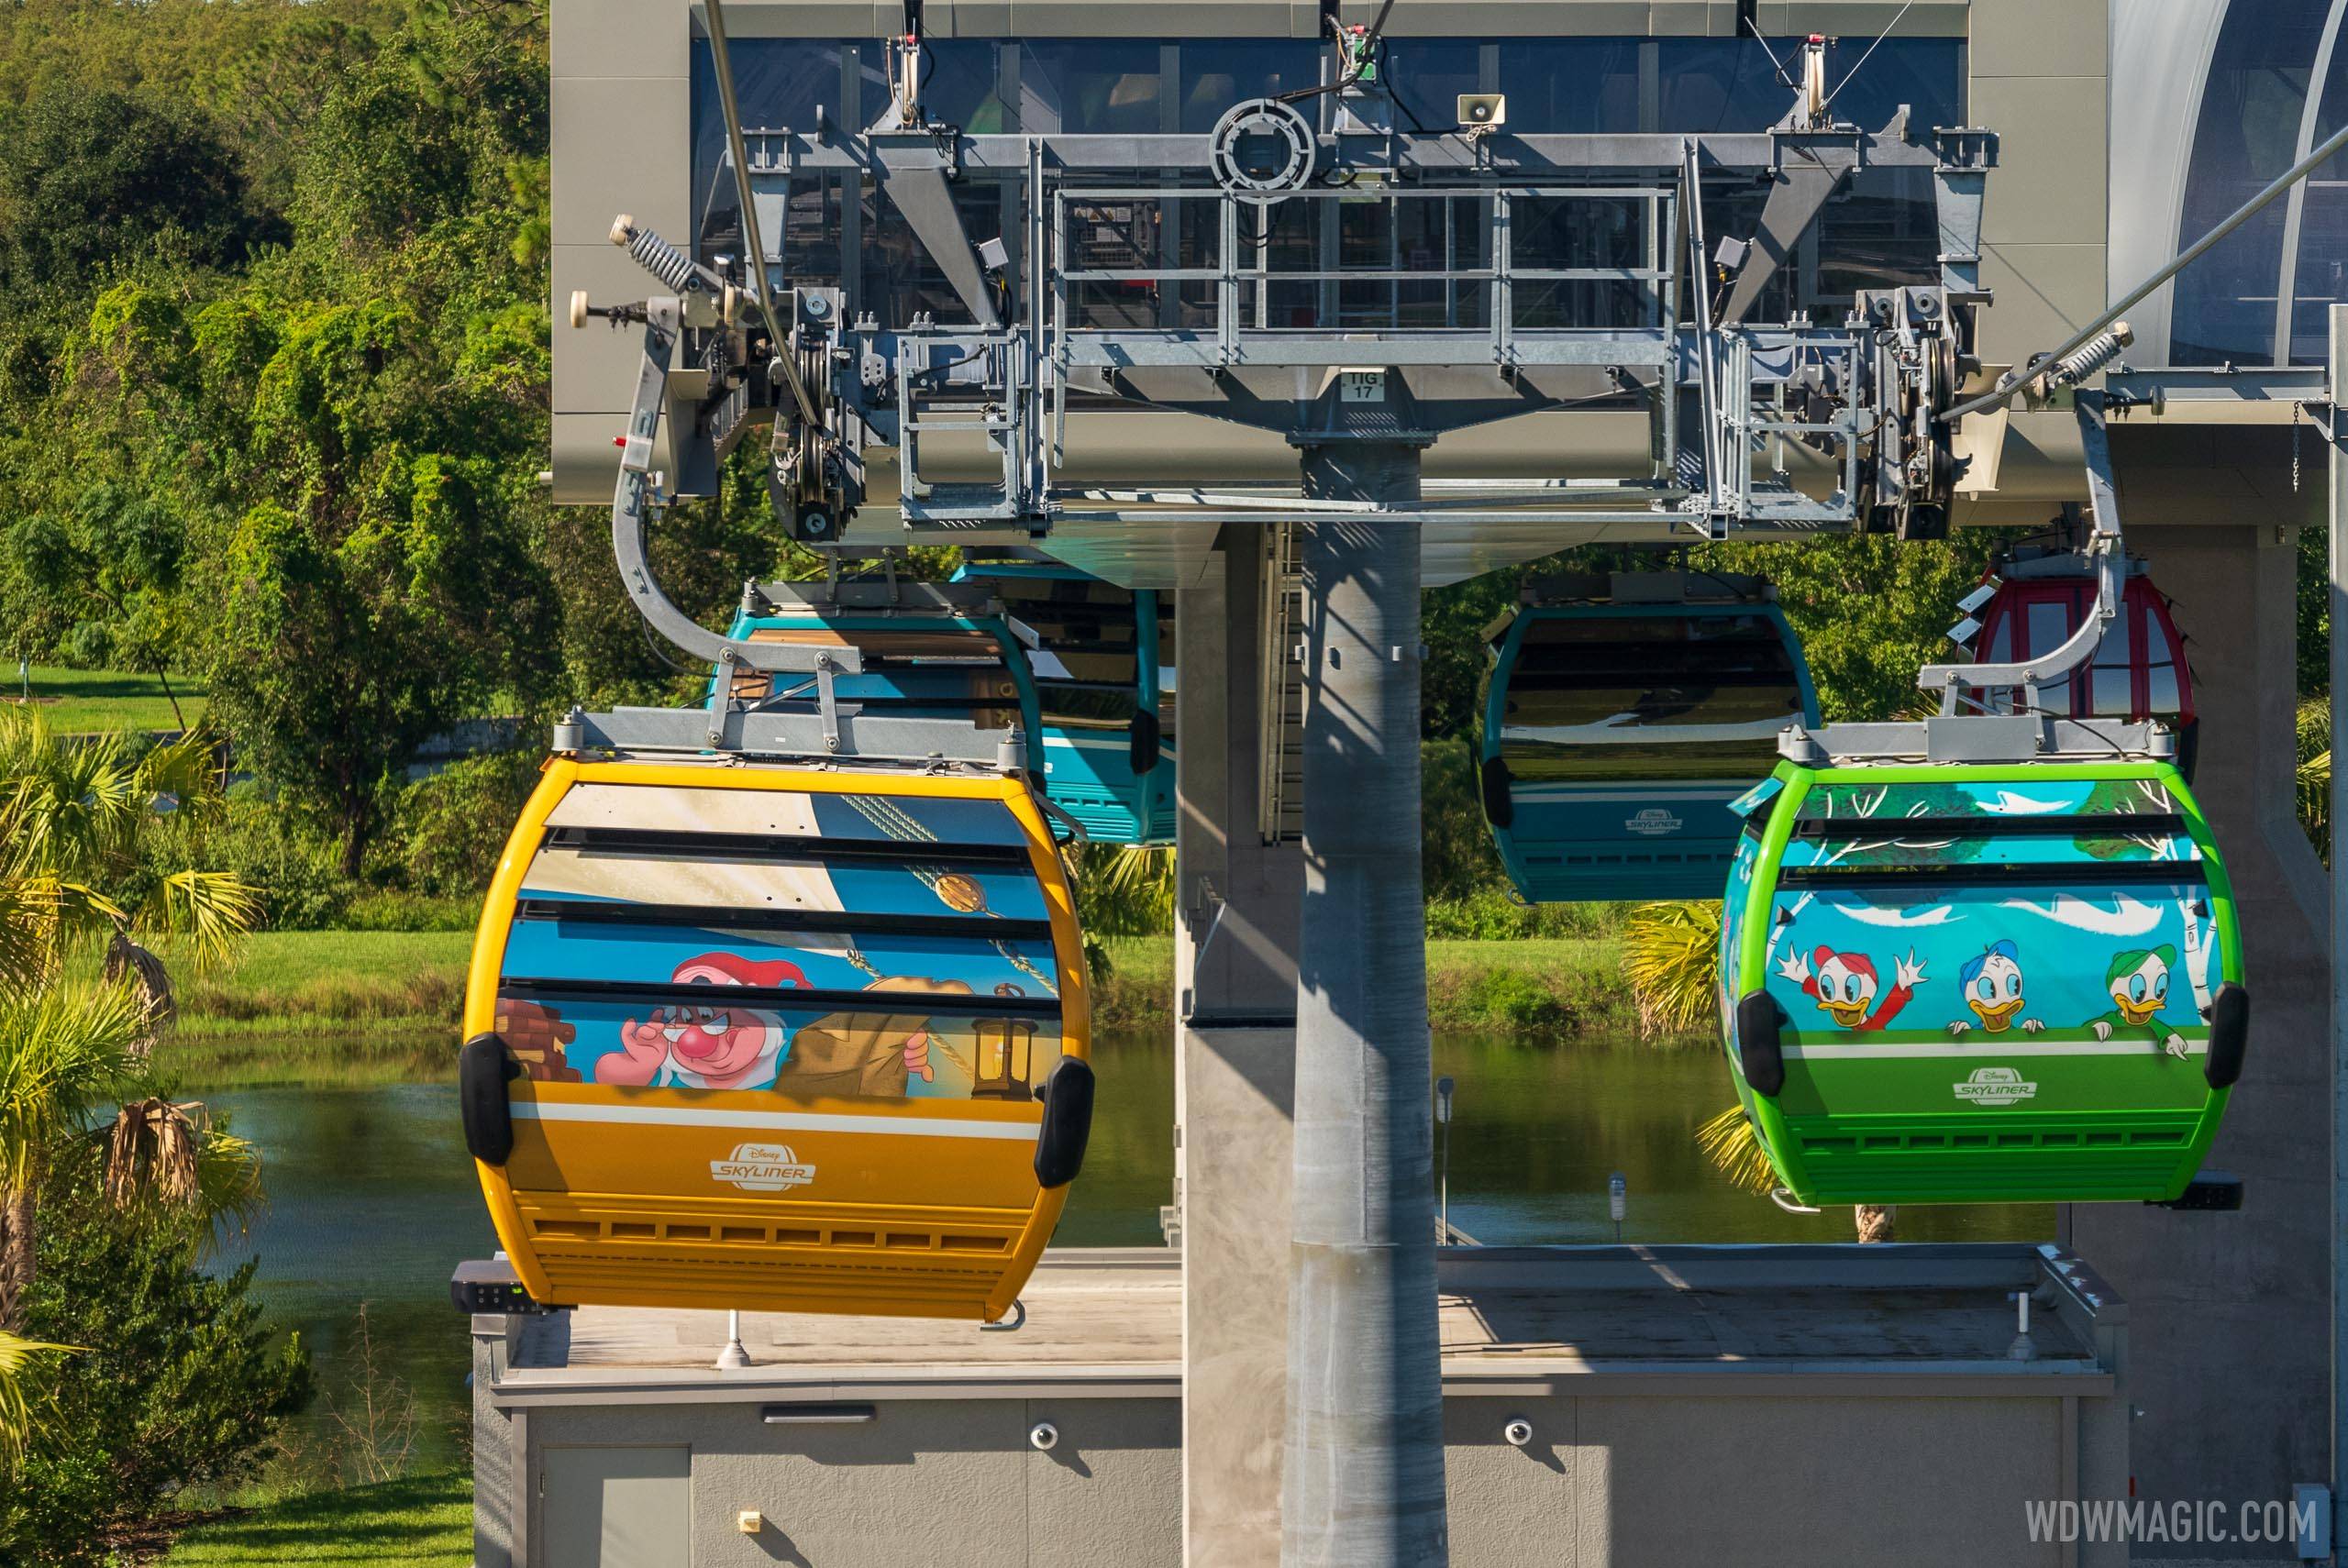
[[714, 602, 1046, 763], [1479, 573, 1821, 904], [954, 561, 1174, 845]]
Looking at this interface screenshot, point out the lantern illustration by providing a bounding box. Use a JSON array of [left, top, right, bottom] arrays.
[[972, 1017, 1038, 1101]]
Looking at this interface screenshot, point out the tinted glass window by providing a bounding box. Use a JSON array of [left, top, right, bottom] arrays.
[[1495, 40, 1643, 134], [1178, 42, 1320, 130], [983, 578, 1145, 730], [690, 39, 846, 246], [2174, 0, 2332, 366], [1381, 39, 1481, 133], [2024, 599, 2074, 713], [2287, 28, 2348, 362], [1022, 41, 1165, 133], [1498, 614, 1806, 782]]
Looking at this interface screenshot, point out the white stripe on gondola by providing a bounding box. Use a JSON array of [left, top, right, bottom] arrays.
[[510, 1101, 1037, 1139], [1782, 1039, 2207, 1059], [1506, 786, 1743, 803]]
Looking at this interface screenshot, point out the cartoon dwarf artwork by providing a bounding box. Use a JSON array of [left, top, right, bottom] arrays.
[[775, 976, 977, 1099], [2088, 945, 2189, 1058], [1946, 940, 2047, 1037], [1777, 945, 1927, 1032], [599, 952, 810, 1089]]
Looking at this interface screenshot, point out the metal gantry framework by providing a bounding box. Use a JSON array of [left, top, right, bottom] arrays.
[[572, 27, 1998, 678]]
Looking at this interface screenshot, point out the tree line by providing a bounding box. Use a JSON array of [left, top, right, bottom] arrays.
[[0, 0, 784, 903]]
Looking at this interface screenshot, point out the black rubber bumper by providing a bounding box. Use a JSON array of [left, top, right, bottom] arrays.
[[1034, 1055, 1097, 1189], [2204, 981, 2250, 1090], [460, 1032, 519, 1166], [1480, 756, 1514, 828], [1129, 709, 1163, 776], [1735, 989, 1787, 1098]]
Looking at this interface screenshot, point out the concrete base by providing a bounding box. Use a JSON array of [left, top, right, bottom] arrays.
[[470, 1245, 2132, 1568]]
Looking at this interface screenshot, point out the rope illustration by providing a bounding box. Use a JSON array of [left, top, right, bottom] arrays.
[[839, 794, 1061, 999]]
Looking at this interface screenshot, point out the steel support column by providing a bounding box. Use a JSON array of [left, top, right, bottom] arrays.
[[2329, 303, 2348, 1561], [1282, 444, 1446, 1567]]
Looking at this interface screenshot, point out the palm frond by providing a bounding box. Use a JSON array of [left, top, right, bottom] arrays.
[[0, 712, 141, 881], [1694, 1102, 1778, 1196], [105, 1097, 200, 1209], [2299, 699, 2331, 862], [1621, 900, 1723, 1039], [136, 729, 227, 821], [193, 1129, 268, 1249], [138, 868, 260, 972], [1075, 845, 1176, 936], [103, 933, 177, 1055], [0, 1331, 77, 1463], [100, 1100, 264, 1253], [0, 876, 65, 991], [0, 980, 151, 1189]]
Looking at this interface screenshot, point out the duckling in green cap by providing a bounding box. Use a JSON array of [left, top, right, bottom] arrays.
[[2088, 945, 2187, 1058]]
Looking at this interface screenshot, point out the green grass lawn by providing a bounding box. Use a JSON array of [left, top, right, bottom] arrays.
[[5, 663, 206, 733], [1092, 933, 1638, 1037], [178, 930, 472, 1043], [162, 1472, 471, 1566]]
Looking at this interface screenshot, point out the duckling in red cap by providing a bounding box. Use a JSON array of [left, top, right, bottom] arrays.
[[1776, 944, 1926, 1032]]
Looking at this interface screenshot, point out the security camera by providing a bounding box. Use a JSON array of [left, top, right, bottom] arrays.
[[1457, 94, 1506, 133]]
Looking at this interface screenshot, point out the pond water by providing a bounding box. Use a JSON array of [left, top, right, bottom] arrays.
[[199, 1029, 2050, 1471]]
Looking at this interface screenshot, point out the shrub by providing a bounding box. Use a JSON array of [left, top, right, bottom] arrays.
[[206, 793, 351, 930], [0, 1145, 312, 1564], [1456, 966, 1572, 1033], [337, 889, 478, 933], [389, 748, 540, 898]]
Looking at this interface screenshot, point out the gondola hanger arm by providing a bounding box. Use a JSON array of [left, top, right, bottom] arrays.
[[604, 296, 866, 677], [1915, 392, 2126, 716]]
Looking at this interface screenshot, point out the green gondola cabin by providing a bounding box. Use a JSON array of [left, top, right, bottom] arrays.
[[1718, 745, 2249, 1207]]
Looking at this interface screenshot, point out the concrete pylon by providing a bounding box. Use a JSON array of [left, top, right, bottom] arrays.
[[1281, 443, 1447, 1567]]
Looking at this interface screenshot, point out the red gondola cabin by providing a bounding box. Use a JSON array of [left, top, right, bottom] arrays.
[[1968, 553, 2196, 776]]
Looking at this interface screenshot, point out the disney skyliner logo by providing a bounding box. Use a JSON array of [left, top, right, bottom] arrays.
[[711, 1143, 816, 1192], [2025, 1496, 2323, 1546]]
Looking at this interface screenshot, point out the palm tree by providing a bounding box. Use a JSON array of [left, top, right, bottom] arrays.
[[0, 983, 145, 1330], [0, 709, 256, 1021], [1624, 900, 1897, 1242], [102, 1098, 265, 1244], [0, 708, 260, 1329], [1073, 844, 1176, 935]]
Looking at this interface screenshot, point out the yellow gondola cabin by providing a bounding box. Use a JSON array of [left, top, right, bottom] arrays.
[[459, 753, 1092, 1322]]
